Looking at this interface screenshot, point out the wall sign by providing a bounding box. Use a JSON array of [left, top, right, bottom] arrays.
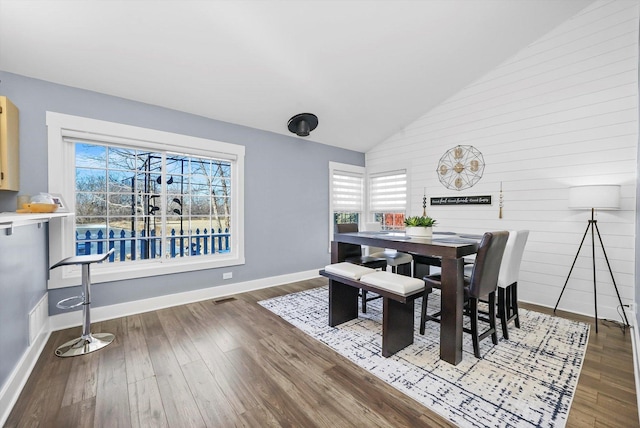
[[431, 195, 492, 205]]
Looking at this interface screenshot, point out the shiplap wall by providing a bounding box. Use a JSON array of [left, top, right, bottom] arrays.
[[366, 0, 638, 321]]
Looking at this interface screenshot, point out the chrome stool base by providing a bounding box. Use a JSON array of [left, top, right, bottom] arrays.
[[50, 249, 115, 358], [55, 332, 115, 358]]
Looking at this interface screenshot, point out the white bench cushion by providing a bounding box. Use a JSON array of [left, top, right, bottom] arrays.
[[324, 262, 376, 280], [359, 271, 424, 296]]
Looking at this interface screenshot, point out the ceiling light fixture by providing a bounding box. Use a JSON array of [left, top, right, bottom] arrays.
[[287, 113, 318, 137]]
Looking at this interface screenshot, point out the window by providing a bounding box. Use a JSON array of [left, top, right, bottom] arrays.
[[73, 143, 232, 262], [369, 169, 407, 230], [47, 112, 245, 288], [329, 162, 364, 243]]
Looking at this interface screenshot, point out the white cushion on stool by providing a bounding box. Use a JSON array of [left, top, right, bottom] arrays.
[[324, 262, 376, 280], [360, 271, 424, 295]]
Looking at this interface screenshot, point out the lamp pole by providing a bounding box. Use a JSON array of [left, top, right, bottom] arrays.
[[554, 207, 629, 333]]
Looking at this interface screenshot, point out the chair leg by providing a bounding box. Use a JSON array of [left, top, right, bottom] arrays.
[[511, 283, 520, 328], [469, 299, 481, 358], [498, 288, 509, 340], [419, 291, 430, 335], [362, 290, 367, 313], [395, 262, 412, 277], [488, 292, 498, 345]]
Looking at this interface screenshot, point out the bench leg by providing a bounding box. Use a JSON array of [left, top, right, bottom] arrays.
[[328, 279, 358, 327], [382, 298, 415, 357]]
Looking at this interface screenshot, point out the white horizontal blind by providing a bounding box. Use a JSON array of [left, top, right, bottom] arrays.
[[332, 169, 364, 212], [369, 170, 407, 212]]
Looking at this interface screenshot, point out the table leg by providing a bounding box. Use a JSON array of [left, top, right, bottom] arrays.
[[328, 279, 358, 327], [382, 298, 415, 357], [439, 257, 464, 364], [331, 241, 341, 263]]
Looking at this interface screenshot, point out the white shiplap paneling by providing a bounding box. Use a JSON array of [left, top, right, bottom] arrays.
[[366, 0, 638, 321]]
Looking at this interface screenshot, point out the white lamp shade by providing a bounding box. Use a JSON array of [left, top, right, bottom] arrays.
[[569, 185, 620, 210]]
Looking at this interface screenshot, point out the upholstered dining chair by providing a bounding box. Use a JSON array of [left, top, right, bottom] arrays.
[[362, 222, 413, 276], [495, 230, 529, 340], [420, 231, 509, 358], [462, 229, 530, 340], [335, 223, 387, 312]]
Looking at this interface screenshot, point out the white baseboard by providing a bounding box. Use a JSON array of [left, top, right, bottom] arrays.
[[1, 268, 322, 425], [519, 298, 633, 324], [49, 268, 321, 331], [0, 326, 50, 427]]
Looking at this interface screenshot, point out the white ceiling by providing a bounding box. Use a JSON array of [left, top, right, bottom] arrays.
[[0, 0, 593, 152]]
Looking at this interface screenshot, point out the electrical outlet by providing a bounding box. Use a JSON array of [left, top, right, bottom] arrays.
[[223, 272, 232, 280]]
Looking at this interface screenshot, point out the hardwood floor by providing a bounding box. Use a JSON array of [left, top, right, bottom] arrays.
[[5, 278, 639, 427]]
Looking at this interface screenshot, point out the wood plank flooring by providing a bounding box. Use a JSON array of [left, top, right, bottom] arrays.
[[5, 278, 639, 427]]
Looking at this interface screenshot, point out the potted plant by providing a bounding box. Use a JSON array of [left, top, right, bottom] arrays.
[[404, 215, 437, 238]]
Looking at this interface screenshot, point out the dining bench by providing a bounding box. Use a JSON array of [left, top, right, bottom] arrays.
[[319, 262, 425, 357]]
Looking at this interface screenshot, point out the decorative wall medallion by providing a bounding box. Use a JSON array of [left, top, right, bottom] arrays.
[[436, 145, 485, 191]]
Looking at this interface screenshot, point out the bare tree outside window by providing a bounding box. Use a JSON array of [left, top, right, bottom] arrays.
[[74, 142, 232, 262]]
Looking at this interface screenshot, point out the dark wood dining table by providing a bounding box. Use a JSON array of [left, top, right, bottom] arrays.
[[331, 230, 480, 365]]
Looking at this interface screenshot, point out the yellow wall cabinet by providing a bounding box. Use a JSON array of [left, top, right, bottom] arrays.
[[0, 96, 19, 191]]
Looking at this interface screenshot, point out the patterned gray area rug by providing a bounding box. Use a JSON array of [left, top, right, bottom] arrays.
[[258, 286, 589, 428]]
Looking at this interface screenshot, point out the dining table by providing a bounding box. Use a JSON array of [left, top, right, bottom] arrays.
[[331, 230, 480, 365]]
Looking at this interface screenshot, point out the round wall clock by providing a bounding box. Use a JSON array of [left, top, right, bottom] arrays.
[[436, 145, 485, 191]]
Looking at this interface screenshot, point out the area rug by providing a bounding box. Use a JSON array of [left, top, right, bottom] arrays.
[[258, 286, 589, 428]]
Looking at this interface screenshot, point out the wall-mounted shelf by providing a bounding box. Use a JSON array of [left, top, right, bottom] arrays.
[[0, 212, 73, 234]]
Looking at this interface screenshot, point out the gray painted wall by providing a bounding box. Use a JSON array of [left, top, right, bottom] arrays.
[[0, 70, 363, 390], [0, 222, 48, 385]]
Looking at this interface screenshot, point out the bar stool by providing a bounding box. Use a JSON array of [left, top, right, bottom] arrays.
[[50, 248, 115, 357]]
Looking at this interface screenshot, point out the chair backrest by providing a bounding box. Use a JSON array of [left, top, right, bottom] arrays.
[[497, 230, 529, 289], [335, 223, 362, 259], [363, 222, 382, 232], [468, 231, 509, 299]]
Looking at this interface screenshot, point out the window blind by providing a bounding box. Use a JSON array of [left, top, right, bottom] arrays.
[[369, 170, 407, 212], [332, 170, 364, 212]]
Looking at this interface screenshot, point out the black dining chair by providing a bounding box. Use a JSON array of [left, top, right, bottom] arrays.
[[462, 229, 530, 340], [335, 223, 387, 312], [412, 254, 442, 279], [419, 231, 509, 358]]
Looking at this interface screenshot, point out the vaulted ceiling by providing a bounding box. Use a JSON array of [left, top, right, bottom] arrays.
[[0, 0, 593, 152]]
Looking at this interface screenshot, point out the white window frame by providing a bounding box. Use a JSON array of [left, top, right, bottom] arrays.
[[328, 161, 365, 250], [47, 112, 245, 289]]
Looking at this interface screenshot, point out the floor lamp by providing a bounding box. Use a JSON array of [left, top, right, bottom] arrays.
[[553, 184, 629, 333]]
